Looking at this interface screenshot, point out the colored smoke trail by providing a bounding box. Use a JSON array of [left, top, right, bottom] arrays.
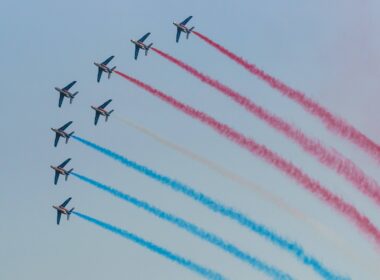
[[192, 31, 380, 164], [72, 172, 293, 280], [115, 115, 357, 259], [72, 135, 347, 280], [115, 115, 307, 218], [73, 211, 225, 280], [113, 70, 380, 247], [151, 47, 380, 208]]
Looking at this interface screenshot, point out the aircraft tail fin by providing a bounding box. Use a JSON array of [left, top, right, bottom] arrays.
[[145, 43, 153, 56], [68, 207, 75, 220], [108, 66, 117, 79], [66, 132, 74, 143], [70, 92, 79, 104], [106, 110, 114, 122], [65, 169, 74, 181], [187, 27, 195, 39]]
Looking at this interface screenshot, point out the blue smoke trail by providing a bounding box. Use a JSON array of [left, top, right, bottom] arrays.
[[72, 135, 348, 280], [73, 211, 225, 280], [72, 172, 292, 280]]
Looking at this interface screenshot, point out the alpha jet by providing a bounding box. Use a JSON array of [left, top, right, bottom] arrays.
[[94, 56, 116, 83], [51, 158, 73, 185], [173, 16, 194, 43], [91, 99, 114, 126], [51, 121, 74, 147], [131, 32, 153, 60], [53, 197, 75, 225], [54, 81, 79, 108]]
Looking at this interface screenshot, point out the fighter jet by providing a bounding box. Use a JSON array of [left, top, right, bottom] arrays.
[[53, 197, 74, 225], [131, 32, 153, 60], [173, 16, 194, 43], [91, 99, 114, 126], [51, 121, 74, 147], [51, 158, 73, 185], [54, 81, 79, 108], [94, 56, 116, 83]]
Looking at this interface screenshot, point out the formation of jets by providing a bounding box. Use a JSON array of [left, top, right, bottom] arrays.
[[51, 16, 194, 225]]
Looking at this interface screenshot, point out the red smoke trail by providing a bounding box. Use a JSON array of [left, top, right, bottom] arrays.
[[151, 47, 380, 208], [192, 31, 380, 164], [114, 70, 380, 246]]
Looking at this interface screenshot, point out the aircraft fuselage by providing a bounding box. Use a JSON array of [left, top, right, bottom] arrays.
[[52, 205, 69, 215], [94, 62, 112, 73], [91, 106, 108, 116], [55, 87, 75, 98], [50, 165, 68, 175], [173, 22, 190, 33], [131, 40, 149, 50], [51, 128, 69, 139]]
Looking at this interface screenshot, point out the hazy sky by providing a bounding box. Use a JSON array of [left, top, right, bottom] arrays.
[[1, 1, 379, 279]]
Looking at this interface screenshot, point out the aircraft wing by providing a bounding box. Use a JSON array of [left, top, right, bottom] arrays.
[[134, 45, 140, 60], [59, 121, 73, 131], [59, 158, 71, 168], [94, 111, 100, 125], [63, 81, 76, 91], [54, 134, 60, 147], [138, 32, 151, 42], [54, 171, 60, 185], [99, 99, 112, 109], [101, 55, 114, 65], [57, 211, 62, 225], [58, 93, 64, 108], [60, 197, 72, 207], [97, 68, 103, 83], [176, 28, 181, 43], [181, 16, 192, 25]]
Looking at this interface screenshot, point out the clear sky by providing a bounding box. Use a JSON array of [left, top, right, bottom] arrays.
[[1, 1, 379, 279]]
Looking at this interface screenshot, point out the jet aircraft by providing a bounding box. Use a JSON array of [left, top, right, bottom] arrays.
[[131, 33, 153, 60], [53, 197, 74, 225], [91, 99, 114, 125], [51, 158, 73, 185], [54, 81, 79, 108], [94, 56, 116, 83], [51, 121, 74, 147], [173, 16, 194, 43]]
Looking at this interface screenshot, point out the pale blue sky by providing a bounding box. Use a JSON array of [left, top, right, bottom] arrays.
[[1, 1, 379, 279]]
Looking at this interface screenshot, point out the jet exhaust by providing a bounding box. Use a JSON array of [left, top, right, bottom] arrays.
[[72, 172, 293, 279], [73, 211, 226, 280], [112, 71, 380, 249], [151, 47, 380, 208], [72, 134, 346, 280], [192, 31, 380, 164]]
